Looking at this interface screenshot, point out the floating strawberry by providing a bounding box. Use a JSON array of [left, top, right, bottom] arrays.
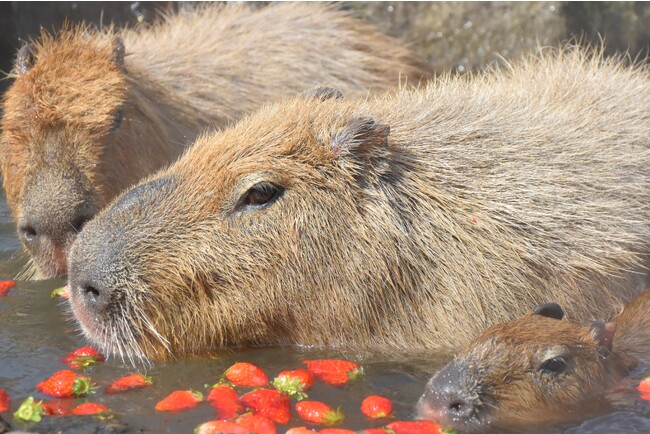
[[41, 399, 75, 416], [285, 428, 317, 434], [13, 397, 46, 423], [241, 389, 291, 424], [37, 370, 94, 398], [638, 377, 650, 395], [105, 374, 153, 394], [195, 420, 250, 434], [207, 384, 244, 419], [225, 362, 269, 387], [50, 286, 70, 299], [155, 390, 203, 412], [361, 395, 393, 419], [273, 369, 313, 400], [0, 280, 15, 297], [294, 401, 344, 425], [303, 360, 364, 386], [71, 402, 110, 416], [319, 429, 357, 434], [0, 388, 10, 412], [61, 346, 105, 369], [236, 413, 277, 434], [385, 420, 446, 434]]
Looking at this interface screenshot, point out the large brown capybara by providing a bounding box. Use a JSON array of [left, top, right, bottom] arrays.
[[417, 288, 650, 433], [68, 47, 650, 362], [0, 3, 432, 279]]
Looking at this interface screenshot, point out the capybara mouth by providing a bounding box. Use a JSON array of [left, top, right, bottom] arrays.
[[416, 396, 492, 434]]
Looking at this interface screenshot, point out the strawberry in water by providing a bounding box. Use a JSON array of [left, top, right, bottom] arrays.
[[285, 428, 318, 434], [272, 369, 313, 400], [0, 388, 10, 412], [0, 280, 15, 297], [361, 395, 393, 419], [105, 374, 153, 394], [386, 420, 446, 434], [50, 285, 70, 299], [42, 399, 75, 416], [37, 370, 94, 398], [71, 402, 110, 416], [225, 362, 269, 387], [241, 389, 291, 424], [13, 397, 46, 423], [61, 346, 105, 369], [195, 420, 250, 434], [236, 413, 277, 434], [294, 400, 344, 425], [638, 377, 650, 395], [319, 429, 357, 434], [207, 384, 244, 419], [303, 360, 364, 386], [155, 390, 203, 412]]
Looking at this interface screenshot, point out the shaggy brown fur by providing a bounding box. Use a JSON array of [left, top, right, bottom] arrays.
[[68, 47, 650, 364], [417, 288, 650, 433], [0, 2, 431, 278]]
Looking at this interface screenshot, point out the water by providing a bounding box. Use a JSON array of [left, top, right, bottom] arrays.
[[0, 187, 648, 433]]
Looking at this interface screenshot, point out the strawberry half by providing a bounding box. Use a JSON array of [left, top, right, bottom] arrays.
[[71, 402, 111, 416], [155, 389, 203, 412], [0, 280, 15, 297], [207, 384, 244, 420], [236, 413, 277, 434], [105, 374, 153, 394], [0, 388, 10, 412], [385, 420, 446, 434], [241, 388, 291, 424], [303, 360, 364, 386], [361, 395, 393, 419], [13, 397, 46, 423], [272, 369, 313, 400], [195, 420, 250, 434], [37, 370, 94, 398], [294, 400, 344, 425], [61, 346, 105, 369], [225, 362, 269, 387]]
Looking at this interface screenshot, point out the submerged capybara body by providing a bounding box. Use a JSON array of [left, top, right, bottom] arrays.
[[418, 289, 650, 433], [0, 3, 431, 278], [68, 48, 650, 361]]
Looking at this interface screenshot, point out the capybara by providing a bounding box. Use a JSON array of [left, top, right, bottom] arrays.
[[417, 288, 650, 433], [68, 47, 650, 362], [0, 3, 432, 279]]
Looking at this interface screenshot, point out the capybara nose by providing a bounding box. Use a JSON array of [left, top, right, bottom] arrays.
[[18, 211, 93, 246], [419, 361, 479, 425]]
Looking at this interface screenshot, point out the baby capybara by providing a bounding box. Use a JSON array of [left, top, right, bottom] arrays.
[[0, 3, 431, 278], [68, 48, 650, 362], [418, 288, 650, 433]]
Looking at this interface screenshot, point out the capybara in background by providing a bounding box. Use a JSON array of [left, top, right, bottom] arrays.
[[68, 47, 650, 362], [0, 3, 432, 279], [418, 288, 650, 433]]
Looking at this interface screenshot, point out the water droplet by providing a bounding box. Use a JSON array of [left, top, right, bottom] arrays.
[[387, 5, 394, 13], [457, 65, 466, 73], [549, 5, 556, 11], [463, 21, 473, 29]]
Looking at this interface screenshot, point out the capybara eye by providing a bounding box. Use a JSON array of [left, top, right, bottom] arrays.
[[110, 109, 124, 133], [238, 182, 283, 211], [538, 356, 568, 375]]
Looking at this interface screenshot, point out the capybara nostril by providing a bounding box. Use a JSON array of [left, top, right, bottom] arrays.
[[448, 399, 474, 418], [18, 223, 38, 243], [75, 277, 112, 314]]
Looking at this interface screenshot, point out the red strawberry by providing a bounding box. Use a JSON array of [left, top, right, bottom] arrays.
[[225, 362, 269, 387], [13, 397, 46, 423], [273, 369, 314, 400], [294, 401, 344, 425], [385, 420, 445, 434], [105, 374, 153, 394], [207, 384, 244, 420], [319, 429, 357, 434], [37, 370, 94, 398], [285, 428, 318, 434], [303, 360, 364, 386], [61, 346, 105, 369], [236, 413, 277, 434], [195, 420, 250, 434], [0, 388, 10, 412], [42, 399, 75, 416], [361, 395, 393, 419], [638, 377, 650, 395], [0, 280, 15, 297], [241, 389, 291, 424], [50, 286, 70, 299], [71, 402, 110, 416], [155, 389, 203, 412]]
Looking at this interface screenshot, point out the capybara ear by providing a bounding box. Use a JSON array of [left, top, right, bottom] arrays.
[[590, 320, 616, 356], [112, 36, 125, 67], [532, 302, 564, 320], [16, 42, 35, 75], [330, 117, 390, 159], [302, 86, 343, 102]]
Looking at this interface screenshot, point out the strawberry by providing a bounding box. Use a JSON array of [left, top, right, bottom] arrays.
[[50, 286, 70, 299], [319, 429, 357, 434], [42, 399, 75, 416], [0, 388, 10, 412], [285, 427, 318, 434], [13, 397, 46, 423], [0, 280, 15, 296], [641, 394, 650, 402], [37, 370, 94, 398], [207, 384, 244, 420], [61, 346, 105, 369], [385, 420, 446, 434], [236, 413, 277, 434], [638, 377, 650, 395], [195, 420, 250, 434], [294, 401, 344, 425], [362, 429, 389, 434], [361, 395, 393, 419], [303, 360, 364, 386], [105, 374, 153, 394], [155, 389, 203, 411], [225, 362, 269, 387], [273, 369, 313, 400], [241, 388, 291, 424], [71, 402, 110, 416]]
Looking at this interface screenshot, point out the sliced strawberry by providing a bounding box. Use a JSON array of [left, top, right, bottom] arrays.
[[0, 280, 15, 297], [385, 420, 446, 434], [71, 402, 110, 416], [273, 369, 313, 400], [195, 420, 250, 434], [361, 395, 393, 419], [303, 360, 364, 386], [42, 399, 75, 416], [236, 413, 277, 434], [0, 388, 10, 412], [241, 388, 291, 424], [105, 373, 153, 394], [37, 370, 94, 398], [294, 400, 344, 425], [225, 362, 269, 387], [207, 384, 244, 419], [13, 397, 46, 423], [155, 389, 203, 412], [61, 346, 105, 369]]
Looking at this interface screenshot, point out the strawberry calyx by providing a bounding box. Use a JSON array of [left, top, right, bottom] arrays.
[[13, 396, 46, 423], [273, 375, 308, 401], [72, 377, 94, 396], [323, 406, 345, 425]]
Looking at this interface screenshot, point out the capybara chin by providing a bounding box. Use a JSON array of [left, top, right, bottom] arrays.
[[0, 3, 431, 279], [417, 288, 650, 434], [68, 47, 650, 362]]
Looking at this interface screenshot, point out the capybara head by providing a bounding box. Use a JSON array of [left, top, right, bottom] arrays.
[[417, 303, 623, 433]]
